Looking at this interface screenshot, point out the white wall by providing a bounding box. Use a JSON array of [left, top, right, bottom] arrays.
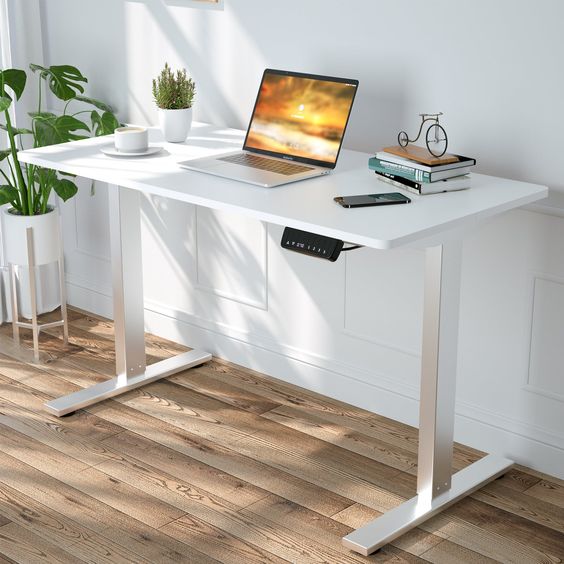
[[17, 0, 564, 477]]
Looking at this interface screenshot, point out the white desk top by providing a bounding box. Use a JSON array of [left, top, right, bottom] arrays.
[[18, 123, 547, 250]]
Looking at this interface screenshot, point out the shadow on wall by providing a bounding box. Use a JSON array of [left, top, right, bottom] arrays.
[[125, 0, 238, 127]]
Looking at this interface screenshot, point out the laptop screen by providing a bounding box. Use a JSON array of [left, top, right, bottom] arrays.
[[243, 69, 358, 169]]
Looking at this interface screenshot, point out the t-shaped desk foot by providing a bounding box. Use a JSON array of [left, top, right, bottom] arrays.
[[343, 241, 513, 555]]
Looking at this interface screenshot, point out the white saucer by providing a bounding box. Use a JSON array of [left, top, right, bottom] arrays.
[[101, 144, 163, 157]]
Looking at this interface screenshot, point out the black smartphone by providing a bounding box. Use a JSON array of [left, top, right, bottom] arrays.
[[334, 192, 411, 208]]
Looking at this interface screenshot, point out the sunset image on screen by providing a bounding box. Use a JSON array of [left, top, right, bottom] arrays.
[[245, 73, 357, 163]]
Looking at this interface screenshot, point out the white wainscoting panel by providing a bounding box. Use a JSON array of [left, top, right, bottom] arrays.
[[60, 179, 112, 299], [528, 275, 564, 400], [195, 206, 268, 309]]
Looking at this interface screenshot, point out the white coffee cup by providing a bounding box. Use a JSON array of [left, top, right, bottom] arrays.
[[114, 126, 148, 153]]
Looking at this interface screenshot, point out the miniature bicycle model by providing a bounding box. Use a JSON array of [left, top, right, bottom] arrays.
[[397, 113, 448, 157]]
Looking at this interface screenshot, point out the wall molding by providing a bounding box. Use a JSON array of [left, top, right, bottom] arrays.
[[523, 384, 564, 405], [342, 252, 422, 359], [144, 295, 420, 402], [194, 207, 269, 310], [525, 271, 564, 402]]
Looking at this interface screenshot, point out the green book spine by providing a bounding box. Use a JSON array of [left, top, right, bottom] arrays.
[[368, 157, 432, 182]]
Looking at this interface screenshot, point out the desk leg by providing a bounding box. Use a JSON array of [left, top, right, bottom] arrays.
[[342, 241, 512, 556], [44, 185, 211, 417]]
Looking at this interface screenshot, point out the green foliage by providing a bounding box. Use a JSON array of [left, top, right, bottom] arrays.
[[90, 110, 120, 136], [74, 95, 112, 113], [0, 64, 120, 215], [53, 177, 78, 201], [1, 69, 26, 100], [152, 63, 195, 110], [34, 115, 89, 146], [0, 184, 18, 206], [29, 64, 86, 101], [0, 123, 33, 135]]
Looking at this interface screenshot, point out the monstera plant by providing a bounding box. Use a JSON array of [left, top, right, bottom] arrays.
[[0, 64, 119, 215]]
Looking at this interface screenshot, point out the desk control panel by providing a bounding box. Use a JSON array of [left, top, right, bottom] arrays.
[[281, 227, 344, 262]]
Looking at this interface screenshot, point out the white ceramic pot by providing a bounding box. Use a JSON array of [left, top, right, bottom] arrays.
[[158, 107, 193, 143], [1, 206, 62, 320], [3, 206, 60, 266]]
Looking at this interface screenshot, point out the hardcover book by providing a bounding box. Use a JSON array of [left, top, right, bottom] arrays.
[[375, 170, 471, 195], [368, 157, 471, 182], [383, 145, 460, 166], [374, 151, 476, 172]]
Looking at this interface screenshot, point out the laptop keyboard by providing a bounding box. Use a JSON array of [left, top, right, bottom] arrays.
[[218, 153, 315, 176]]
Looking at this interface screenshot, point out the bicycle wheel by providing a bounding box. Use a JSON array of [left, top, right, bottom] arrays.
[[398, 131, 409, 147], [425, 124, 448, 157]]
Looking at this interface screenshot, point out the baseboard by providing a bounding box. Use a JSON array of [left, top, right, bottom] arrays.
[[67, 282, 564, 480], [65, 276, 113, 319]]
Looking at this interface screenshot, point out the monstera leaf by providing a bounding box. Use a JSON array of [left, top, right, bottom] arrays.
[[74, 95, 113, 113], [29, 64, 86, 101], [34, 114, 89, 146], [90, 110, 120, 136], [0, 69, 26, 100]]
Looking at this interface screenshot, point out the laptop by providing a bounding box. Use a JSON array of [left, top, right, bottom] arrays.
[[179, 69, 359, 187]]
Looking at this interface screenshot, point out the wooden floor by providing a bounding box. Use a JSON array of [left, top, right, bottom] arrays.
[[0, 309, 562, 563]]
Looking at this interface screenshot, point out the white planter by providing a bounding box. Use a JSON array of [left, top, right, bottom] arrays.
[[1, 206, 62, 320], [3, 206, 60, 266], [158, 107, 193, 143]]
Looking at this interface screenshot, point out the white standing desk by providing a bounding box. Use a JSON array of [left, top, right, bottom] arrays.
[[18, 123, 548, 556]]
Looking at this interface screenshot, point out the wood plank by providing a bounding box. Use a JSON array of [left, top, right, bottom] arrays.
[[114, 380, 415, 510], [333, 498, 562, 563], [0, 454, 214, 563], [423, 509, 560, 563], [331, 503, 466, 559], [92, 400, 353, 517], [243, 494, 440, 561], [0, 517, 10, 528], [95, 456, 368, 564], [446, 497, 564, 562], [0, 428, 186, 530], [99, 429, 269, 509], [514, 464, 564, 487], [419, 540, 499, 564], [0, 421, 90, 476], [525, 479, 564, 509], [0, 346, 354, 518], [0, 479, 157, 563], [262, 404, 417, 474], [168, 368, 282, 415], [0, 522, 85, 564], [493, 468, 541, 492], [184, 357, 483, 470], [472, 480, 564, 534], [161, 515, 287, 564], [69, 313, 187, 359], [51, 318, 281, 415]]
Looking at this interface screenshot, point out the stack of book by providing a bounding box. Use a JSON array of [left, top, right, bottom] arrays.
[[368, 145, 476, 195]]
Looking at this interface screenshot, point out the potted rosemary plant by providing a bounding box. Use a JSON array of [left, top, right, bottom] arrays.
[[153, 63, 196, 142], [0, 64, 119, 316]]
